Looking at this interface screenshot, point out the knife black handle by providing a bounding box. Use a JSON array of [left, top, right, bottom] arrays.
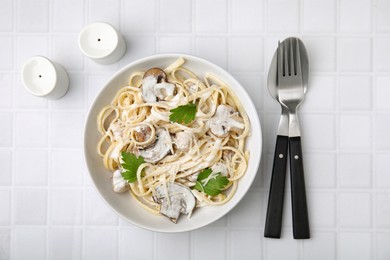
[[264, 135, 288, 238], [289, 136, 310, 239]]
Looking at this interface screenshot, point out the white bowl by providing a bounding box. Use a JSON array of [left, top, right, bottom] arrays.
[[84, 54, 262, 232]]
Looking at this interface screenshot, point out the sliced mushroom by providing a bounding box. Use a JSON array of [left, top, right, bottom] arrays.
[[112, 169, 129, 193], [209, 105, 245, 137], [144, 67, 167, 82], [138, 128, 172, 163], [174, 131, 192, 152], [154, 182, 196, 223], [133, 124, 153, 143], [141, 68, 176, 103]]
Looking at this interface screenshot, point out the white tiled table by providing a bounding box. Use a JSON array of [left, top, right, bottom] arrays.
[[1, 0, 390, 259]]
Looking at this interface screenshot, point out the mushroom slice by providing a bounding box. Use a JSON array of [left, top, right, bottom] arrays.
[[112, 169, 129, 193], [141, 67, 176, 103], [154, 182, 196, 223], [143, 67, 167, 82], [138, 128, 172, 163], [209, 105, 245, 137], [174, 131, 192, 152]]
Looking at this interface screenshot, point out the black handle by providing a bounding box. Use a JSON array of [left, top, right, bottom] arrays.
[[289, 136, 310, 239], [264, 135, 288, 238]]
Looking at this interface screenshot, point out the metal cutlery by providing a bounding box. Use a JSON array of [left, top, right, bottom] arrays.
[[264, 37, 310, 239]]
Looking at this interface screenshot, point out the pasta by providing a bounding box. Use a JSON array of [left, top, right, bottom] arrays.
[[97, 57, 250, 222]]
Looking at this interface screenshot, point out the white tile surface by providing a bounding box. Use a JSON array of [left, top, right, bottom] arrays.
[[13, 227, 46, 260], [1, 0, 390, 259], [49, 227, 82, 260]]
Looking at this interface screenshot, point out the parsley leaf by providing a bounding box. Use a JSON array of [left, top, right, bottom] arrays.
[[193, 168, 229, 196], [169, 103, 197, 124], [121, 152, 145, 183]]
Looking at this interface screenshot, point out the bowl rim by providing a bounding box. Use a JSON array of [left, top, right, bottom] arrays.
[[83, 53, 262, 232]]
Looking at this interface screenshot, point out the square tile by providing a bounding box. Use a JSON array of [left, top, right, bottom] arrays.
[[339, 153, 372, 188], [301, 75, 336, 111], [0, 0, 13, 31], [265, 235, 299, 260], [17, 0, 49, 32], [230, 230, 262, 260], [195, 37, 227, 69], [301, 114, 336, 150], [52, 35, 84, 71], [49, 228, 82, 260], [51, 112, 83, 148], [53, 0, 84, 32], [375, 37, 390, 71], [0, 112, 13, 147], [376, 154, 390, 188], [15, 150, 47, 186], [156, 233, 190, 260], [0, 229, 10, 260], [231, 0, 264, 33], [375, 114, 390, 150], [232, 73, 263, 111], [339, 232, 372, 260], [193, 230, 226, 260], [229, 190, 262, 228], [119, 36, 156, 67], [339, 76, 372, 110], [339, 38, 372, 72], [262, 113, 281, 151], [195, 0, 227, 33], [159, 37, 192, 54], [339, 192, 371, 228], [0, 74, 13, 108], [160, 0, 191, 33], [85, 228, 118, 260], [122, 0, 156, 33], [340, 0, 371, 33], [15, 79, 48, 109], [86, 57, 120, 72], [120, 228, 154, 259], [376, 0, 390, 32], [0, 190, 11, 225], [14, 189, 47, 225], [268, 0, 299, 33], [229, 37, 264, 72], [0, 151, 11, 186], [305, 153, 336, 188], [15, 112, 48, 147], [13, 228, 46, 260], [50, 189, 82, 225], [50, 73, 84, 109], [87, 74, 112, 105], [303, 37, 336, 72], [308, 192, 336, 228], [376, 76, 390, 110], [16, 36, 49, 69], [376, 193, 390, 228], [377, 232, 390, 260], [0, 37, 13, 70], [303, 0, 335, 33], [339, 115, 371, 150], [88, 0, 120, 27], [85, 188, 118, 225], [207, 216, 227, 228], [51, 150, 84, 186], [303, 232, 336, 260]]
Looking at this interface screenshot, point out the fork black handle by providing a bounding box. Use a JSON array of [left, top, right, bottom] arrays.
[[289, 136, 310, 239], [264, 135, 288, 238]]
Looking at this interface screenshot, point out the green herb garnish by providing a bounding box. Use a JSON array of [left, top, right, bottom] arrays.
[[169, 103, 197, 124], [121, 152, 145, 183], [193, 168, 229, 196]]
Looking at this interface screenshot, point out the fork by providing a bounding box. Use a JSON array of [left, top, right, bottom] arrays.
[[277, 38, 310, 239]]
